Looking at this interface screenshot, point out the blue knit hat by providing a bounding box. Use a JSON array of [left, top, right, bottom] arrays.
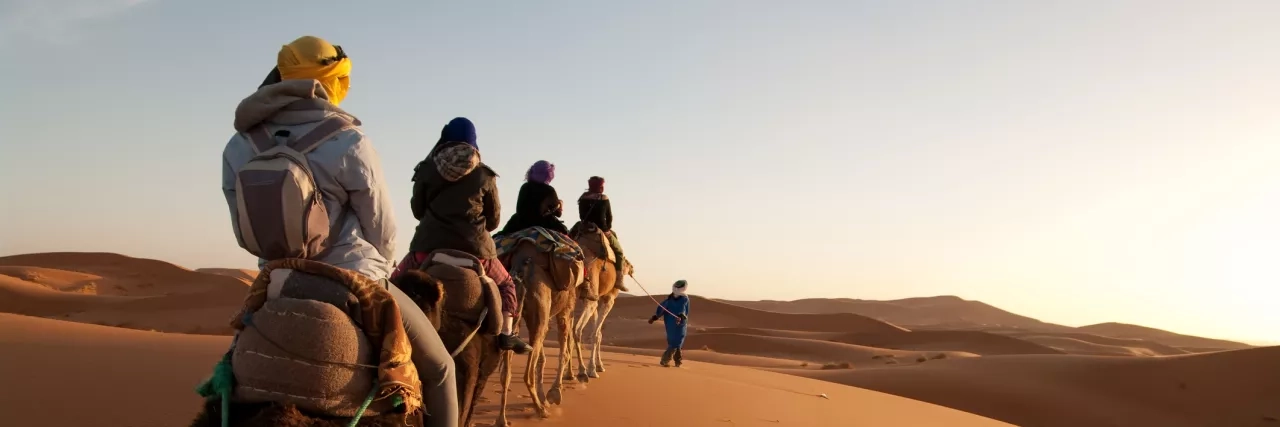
[[440, 117, 477, 148]]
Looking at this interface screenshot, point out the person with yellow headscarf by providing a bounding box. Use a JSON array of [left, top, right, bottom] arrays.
[[220, 36, 459, 427]]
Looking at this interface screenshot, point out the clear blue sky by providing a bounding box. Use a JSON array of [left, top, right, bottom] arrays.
[[1, 1, 1277, 344]]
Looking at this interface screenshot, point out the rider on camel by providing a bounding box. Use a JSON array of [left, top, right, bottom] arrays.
[[393, 117, 533, 354], [577, 176, 628, 278], [498, 160, 570, 236]]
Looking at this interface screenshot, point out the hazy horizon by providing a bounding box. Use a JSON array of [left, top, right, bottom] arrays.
[[2, 1, 1277, 345]]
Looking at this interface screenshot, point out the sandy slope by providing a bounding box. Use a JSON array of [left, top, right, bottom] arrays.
[[723, 295, 1069, 331], [196, 268, 259, 284], [1008, 332, 1191, 357], [611, 332, 977, 366], [0, 313, 1010, 427], [1078, 322, 1253, 351], [777, 347, 1280, 427], [829, 330, 1066, 356], [0, 253, 248, 334], [0, 252, 248, 295], [613, 294, 911, 333], [2, 252, 1272, 427]]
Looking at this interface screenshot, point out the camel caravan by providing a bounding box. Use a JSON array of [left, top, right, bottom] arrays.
[[189, 36, 656, 427]]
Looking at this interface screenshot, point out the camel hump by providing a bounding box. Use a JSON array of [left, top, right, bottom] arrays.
[[231, 297, 395, 417]]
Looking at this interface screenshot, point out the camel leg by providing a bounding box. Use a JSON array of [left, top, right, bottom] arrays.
[[494, 350, 513, 427], [573, 301, 597, 382], [454, 345, 479, 427], [522, 293, 551, 418], [564, 302, 586, 382], [590, 294, 617, 375], [547, 308, 574, 405]]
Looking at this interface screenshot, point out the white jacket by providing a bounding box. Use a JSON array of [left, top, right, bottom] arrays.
[[221, 80, 396, 279]]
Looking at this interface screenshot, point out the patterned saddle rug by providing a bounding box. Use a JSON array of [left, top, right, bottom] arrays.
[[493, 226, 585, 291]]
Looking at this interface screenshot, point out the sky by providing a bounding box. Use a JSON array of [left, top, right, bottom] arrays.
[[0, 1, 1276, 345]]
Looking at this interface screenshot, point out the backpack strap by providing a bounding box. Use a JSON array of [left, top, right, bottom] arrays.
[[242, 116, 355, 155], [289, 117, 356, 154], [245, 126, 276, 155]]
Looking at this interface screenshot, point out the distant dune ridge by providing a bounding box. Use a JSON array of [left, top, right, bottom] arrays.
[[0, 251, 1275, 427], [1077, 322, 1254, 351], [0, 252, 248, 334], [713, 294, 1254, 351]]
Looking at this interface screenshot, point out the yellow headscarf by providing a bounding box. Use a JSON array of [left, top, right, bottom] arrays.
[[276, 36, 352, 105]]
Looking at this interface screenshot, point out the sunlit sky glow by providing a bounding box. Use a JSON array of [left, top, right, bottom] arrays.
[[1, 1, 1276, 345]]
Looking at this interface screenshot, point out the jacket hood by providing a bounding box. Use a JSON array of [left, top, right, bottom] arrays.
[[233, 79, 359, 132]]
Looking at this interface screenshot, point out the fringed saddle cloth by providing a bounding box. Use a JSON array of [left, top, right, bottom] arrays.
[[228, 259, 422, 419]]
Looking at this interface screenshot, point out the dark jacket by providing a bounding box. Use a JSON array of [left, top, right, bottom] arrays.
[[499, 182, 569, 236], [577, 192, 612, 232], [408, 142, 500, 259]]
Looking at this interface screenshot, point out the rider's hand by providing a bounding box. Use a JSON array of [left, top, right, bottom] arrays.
[[648, 316, 659, 324]]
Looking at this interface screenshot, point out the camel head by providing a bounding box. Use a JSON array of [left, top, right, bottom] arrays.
[[390, 270, 447, 330]]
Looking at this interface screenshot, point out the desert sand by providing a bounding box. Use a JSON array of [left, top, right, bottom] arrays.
[[0, 313, 1009, 427], [1, 251, 1277, 427], [776, 347, 1280, 427]]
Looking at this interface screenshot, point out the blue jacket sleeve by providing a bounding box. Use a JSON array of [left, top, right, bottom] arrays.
[[654, 302, 664, 318]]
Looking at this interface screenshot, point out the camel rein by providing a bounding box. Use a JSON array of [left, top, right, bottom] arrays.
[[626, 273, 680, 319]]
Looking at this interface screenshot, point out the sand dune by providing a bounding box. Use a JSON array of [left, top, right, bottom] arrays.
[[779, 347, 1280, 427], [0, 313, 1010, 427], [2, 252, 1272, 427], [611, 332, 977, 366], [720, 295, 1252, 355], [1009, 331, 1191, 357], [697, 326, 848, 340], [196, 268, 258, 284], [0, 253, 248, 334], [0, 252, 248, 295], [614, 294, 911, 334], [1078, 322, 1253, 351], [724, 295, 1068, 331], [826, 329, 1065, 356], [0, 274, 138, 316]]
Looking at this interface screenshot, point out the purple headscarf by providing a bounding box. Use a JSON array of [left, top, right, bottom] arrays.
[[526, 160, 555, 184]]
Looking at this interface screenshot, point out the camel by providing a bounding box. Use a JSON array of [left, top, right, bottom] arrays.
[[567, 223, 632, 382], [492, 235, 586, 427], [189, 255, 503, 427]]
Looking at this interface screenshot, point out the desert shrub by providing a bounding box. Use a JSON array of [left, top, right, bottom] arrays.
[[821, 362, 853, 370], [884, 359, 899, 365], [800, 362, 809, 367], [930, 353, 948, 360], [916, 357, 928, 363]]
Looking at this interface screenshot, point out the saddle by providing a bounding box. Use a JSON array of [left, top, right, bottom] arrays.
[[493, 227, 586, 294], [411, 249, 503, 335], [230, 268, 399, 418], [569, 222, 616, 264]]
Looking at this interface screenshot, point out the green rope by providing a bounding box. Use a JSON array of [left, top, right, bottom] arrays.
[[195, 351, 235, 427], [221, 389, 230, 427], [345, 383, 380, 427]]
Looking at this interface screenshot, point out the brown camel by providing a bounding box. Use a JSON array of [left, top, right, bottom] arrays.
[[189, 258, 501, 427], [493, 240, 585, 426], [567, 223, 632, 382]]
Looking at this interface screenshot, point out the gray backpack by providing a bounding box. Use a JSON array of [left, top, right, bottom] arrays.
[[233, 117, 355, 260]]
